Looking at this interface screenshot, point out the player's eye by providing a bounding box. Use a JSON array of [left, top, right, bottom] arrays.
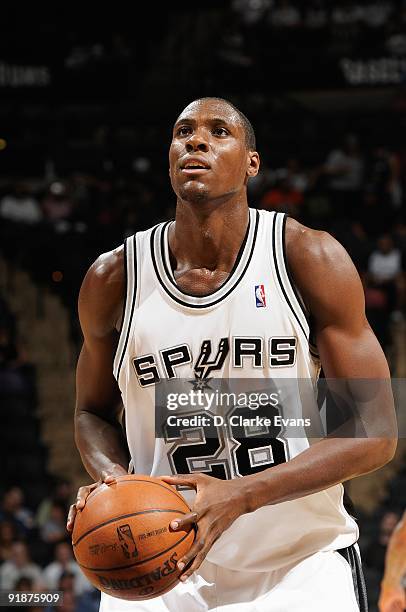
[[213, 127, 229, 136], [176, 126, 192, 137]]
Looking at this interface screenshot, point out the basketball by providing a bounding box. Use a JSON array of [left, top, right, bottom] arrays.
[[71, 474, 195, 601]]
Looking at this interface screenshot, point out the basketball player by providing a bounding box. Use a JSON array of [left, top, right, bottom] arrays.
[[67, 97, 397, 611], [378, 510, 406, 611]]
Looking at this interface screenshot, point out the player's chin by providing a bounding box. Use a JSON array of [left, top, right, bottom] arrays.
[[177, 182, 211, 203]]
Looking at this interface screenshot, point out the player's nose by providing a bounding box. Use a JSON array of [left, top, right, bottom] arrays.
[[185, 132, 209, 153]]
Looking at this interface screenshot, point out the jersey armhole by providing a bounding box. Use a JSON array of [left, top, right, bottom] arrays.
[[272, 212, 319, 357], [282, 214, 319, 359], [281, 215, 308, 319], [113, 235, 138, 380], [115, 239, 128, 338], [281, 214, 320, 358]]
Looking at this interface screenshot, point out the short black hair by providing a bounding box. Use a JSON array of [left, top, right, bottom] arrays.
[[181, 97, 256, 151]]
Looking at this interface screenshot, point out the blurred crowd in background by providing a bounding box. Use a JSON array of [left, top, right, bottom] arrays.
[[0, 482, 100, 611]]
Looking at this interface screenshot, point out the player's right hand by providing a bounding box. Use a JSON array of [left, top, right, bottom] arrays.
[[66, 470, 123, 533]]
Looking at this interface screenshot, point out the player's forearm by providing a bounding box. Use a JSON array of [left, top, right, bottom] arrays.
[[382, 521, 406, 588], [75, 409, 129, 482], [242, 437, 396, 512]]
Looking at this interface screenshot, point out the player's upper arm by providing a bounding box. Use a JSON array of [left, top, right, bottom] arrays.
[[286, 219, 397, 451], [285, 218, 389, 379], [75, 246, 125, 420]]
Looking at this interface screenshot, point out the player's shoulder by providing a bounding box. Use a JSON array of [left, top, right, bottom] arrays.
[[81, 220, 161, 301], [284, 216, 362, 318], [79, 246, 125, 336], [84, 245, 125, 290], [285, 216, 349, 271]]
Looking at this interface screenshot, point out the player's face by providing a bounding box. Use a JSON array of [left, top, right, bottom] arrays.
[[169, 99, 259, 204]]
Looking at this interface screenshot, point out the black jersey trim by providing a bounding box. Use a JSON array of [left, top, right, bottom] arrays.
[[113, 237, 129, 378], [272, 214, 309, 340], [281, 214, 310, 324], [160, 216, 251, 298], [281, 215, 320, 357], [116, 237, 128, 339], [116, 235, 137, 380], [150, 210, 259, 309], [161, 220, 174, 283]]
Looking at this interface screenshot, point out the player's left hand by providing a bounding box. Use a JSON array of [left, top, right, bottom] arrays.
[[160, 473, 249, 581]]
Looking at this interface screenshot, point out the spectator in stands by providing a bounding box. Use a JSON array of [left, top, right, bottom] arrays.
[[364, 233, 404, 352], [360, 189, 387, 239], [0, 314, 33, 395], [48, 571, 100, 612], [331, 4, 361, 25], [247, 162, 273, 204], [260, 174, 303, 217], [285, 157, 308, 193], [0, 324, 18, 368], [393, 217, 406, 255], [42, 541, 92, 596], [15, 576, 46, 612], [336, 221, 373, 274], [367, 234, 404, 319], [39, 502, 69, 547], [15, 575, 34, 591], [365, 510, 401, 574], [268, 0, 301, 28], [56, 588, 76, 612], [0, 294, 16, 338], [366, 146, 402, 208], [0, 541, 43, 590], [0, 520, 18, 563], [363, 145, 403, 233], [0, 487, 34, 537], [0, 182, 42, 225], [76, 587, 100, 612], [36, 480, 73, 531], [322, 133, 365, 222], [304, 1, 328, 28], [41, 182, 75, 231], [232, 0, 272, 26], [55, 571, 77, 612]]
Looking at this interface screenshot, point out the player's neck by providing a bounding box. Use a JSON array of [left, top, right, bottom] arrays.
[[169, 199, 249, 272]]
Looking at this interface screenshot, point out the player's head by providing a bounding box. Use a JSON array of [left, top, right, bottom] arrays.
[[169, 97, 259, 205]]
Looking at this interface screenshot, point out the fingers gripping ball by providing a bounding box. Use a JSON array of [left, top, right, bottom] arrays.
[[71, 475, 195, 601]]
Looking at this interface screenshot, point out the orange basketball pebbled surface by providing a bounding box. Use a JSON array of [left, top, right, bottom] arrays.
[[71, 474, 195, 601]]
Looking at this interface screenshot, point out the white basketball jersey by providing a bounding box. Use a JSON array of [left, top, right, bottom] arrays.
[[113, 209, 358, 572]]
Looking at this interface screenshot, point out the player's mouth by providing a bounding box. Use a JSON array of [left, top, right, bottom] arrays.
[[180, 157, 211, 175]]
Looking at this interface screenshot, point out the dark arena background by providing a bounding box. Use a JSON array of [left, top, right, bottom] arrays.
[[1, 3, 405, 610]]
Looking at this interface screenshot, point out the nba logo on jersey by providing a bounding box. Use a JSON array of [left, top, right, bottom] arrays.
[[255, 284, 266, 308]]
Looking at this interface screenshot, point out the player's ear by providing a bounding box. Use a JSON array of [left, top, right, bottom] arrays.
[[247, 151, 260, 178]]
